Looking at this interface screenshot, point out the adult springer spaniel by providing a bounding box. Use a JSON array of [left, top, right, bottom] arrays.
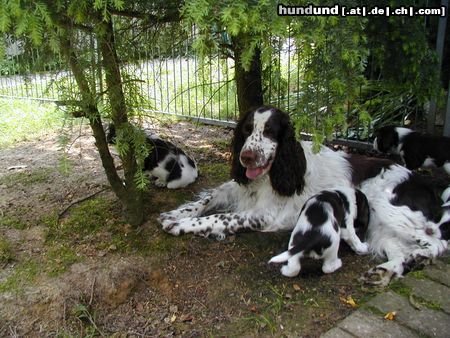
[[373, 125, 450, 174], [159, 106, 448, 285]]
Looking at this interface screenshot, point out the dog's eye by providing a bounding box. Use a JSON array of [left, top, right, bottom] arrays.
[[243, 123, 253, 135], [264, 126, 277, 139]]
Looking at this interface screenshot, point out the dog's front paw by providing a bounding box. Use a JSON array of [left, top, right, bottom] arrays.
[[158, 211, 180, 225], [161, 220, 182, 236], [360, 266, 396, 287], [154, 178, 167, 188]]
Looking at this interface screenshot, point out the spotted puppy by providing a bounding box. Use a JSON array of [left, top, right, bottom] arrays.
[[107, 124, 198, 189], [373, 125, 450, 174], [269, 187, 370, 277]]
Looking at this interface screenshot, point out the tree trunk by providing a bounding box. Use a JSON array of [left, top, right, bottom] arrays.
[[60, 30, 144, 227], [96, 19, 144, 226], [232, 36, 264, 118]]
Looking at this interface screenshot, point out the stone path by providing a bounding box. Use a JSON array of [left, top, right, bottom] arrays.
[[321, 256, 450, 338]]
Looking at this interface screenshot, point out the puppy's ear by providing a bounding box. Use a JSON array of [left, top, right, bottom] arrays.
[[378, 127, 398, 153], [270, 112, 306, 196], [230, 111, 252, 185]]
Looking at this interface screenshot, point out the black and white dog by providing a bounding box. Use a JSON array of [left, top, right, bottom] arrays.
[[159, 106, 448, 285], [373, 125, 450, 174], [107, 124, 198, 189], [269, 187, 370, 277]]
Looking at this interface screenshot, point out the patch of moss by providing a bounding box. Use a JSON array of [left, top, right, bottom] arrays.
[[0, 215, 28, 230], [0, 168, 51, 187], [46, 197, 122, 244], [364, 305, 386, 317], [389, 279, 413, 297], [0, 239, 13, 264], [408, 270, 428, 280], [211, 138, 230, 151], [46, 245, 83, 277], [0, 258, 40, 293], [199, 162, 230, 182], [390, 279, 443, 311]]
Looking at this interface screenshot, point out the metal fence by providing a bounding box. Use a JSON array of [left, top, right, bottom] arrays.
[[0, 26, 313, 126], [0, 26, 383, 148]]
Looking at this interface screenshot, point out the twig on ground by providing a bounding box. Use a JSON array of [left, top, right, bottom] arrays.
[[58, 186, 110, 221], [89, 277, 96, 306]]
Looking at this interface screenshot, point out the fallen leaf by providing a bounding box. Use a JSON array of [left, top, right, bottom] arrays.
[[180, 314, 193, 322], [250, 306, 259, 313], [170, 314, 177, 323], [384, 311, 396, 320], [339, 296, 358, 308], [293, 283, 302, 291]]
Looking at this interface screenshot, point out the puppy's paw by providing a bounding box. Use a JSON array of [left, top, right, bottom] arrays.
[[355, 242, 369, 255]]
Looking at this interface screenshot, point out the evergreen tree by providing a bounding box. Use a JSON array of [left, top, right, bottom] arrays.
[[0, 0, 182, 226]]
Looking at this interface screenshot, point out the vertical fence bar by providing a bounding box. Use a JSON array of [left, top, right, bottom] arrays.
[[172, 43, 177, 114], [287, 28, 291, 112]]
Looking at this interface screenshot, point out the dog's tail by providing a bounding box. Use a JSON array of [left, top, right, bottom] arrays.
[[269, 251, 291, 264]]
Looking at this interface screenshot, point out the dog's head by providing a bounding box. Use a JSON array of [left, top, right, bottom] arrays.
[[373, 126, 413, 154], [231, 106, 306, 196]]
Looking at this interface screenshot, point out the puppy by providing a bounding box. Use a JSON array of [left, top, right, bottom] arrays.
[[269, 187, 370, 277], [373, 125, 450, 174], [107, 124, 198, 189]]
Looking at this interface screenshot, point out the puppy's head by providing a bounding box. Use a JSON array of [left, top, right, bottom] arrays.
[[373, 126, 399, 153]]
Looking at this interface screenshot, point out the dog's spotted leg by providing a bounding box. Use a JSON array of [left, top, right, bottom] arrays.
[[162, 212, 272, 239]]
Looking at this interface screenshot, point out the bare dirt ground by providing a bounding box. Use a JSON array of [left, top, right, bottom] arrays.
[[0, 119, 381, 337]]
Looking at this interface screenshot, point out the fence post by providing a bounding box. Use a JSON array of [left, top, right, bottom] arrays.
[[427, 0, 448, 134], [444, 80, 450, 137]]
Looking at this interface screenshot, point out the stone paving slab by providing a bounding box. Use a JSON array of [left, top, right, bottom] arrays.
[[424, 260, 450, 287], [402, 275, 450, 314], [321, 327, 355, 338], [321, 257, 450, 338], [367, 290, 449, 338], [331, 310, 418, 338]]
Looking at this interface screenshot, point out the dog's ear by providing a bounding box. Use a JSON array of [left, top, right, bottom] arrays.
[[377, 127, 398, 153], [354, 189, 370, 240], [269, 112, 306, 196], [230, 111, 252, 185]]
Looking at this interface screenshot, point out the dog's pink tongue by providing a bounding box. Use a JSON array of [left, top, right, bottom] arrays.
[[246, 167, 263, 179]]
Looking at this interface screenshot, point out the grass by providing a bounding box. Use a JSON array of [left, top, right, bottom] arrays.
[[199, 162, 230, 182], [0, 239, 13, 264], [0, 215, 28, 230], [0, 258, 40, 293], [0, 168, 51, 187], [46, 245, 83, 277], [0, 98, 62, 148]]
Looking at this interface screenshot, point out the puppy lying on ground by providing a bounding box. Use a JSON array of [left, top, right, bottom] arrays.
[[107, 124, 198, 189], [373, 125, 450, 174], [269, 187, 370, 277]]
